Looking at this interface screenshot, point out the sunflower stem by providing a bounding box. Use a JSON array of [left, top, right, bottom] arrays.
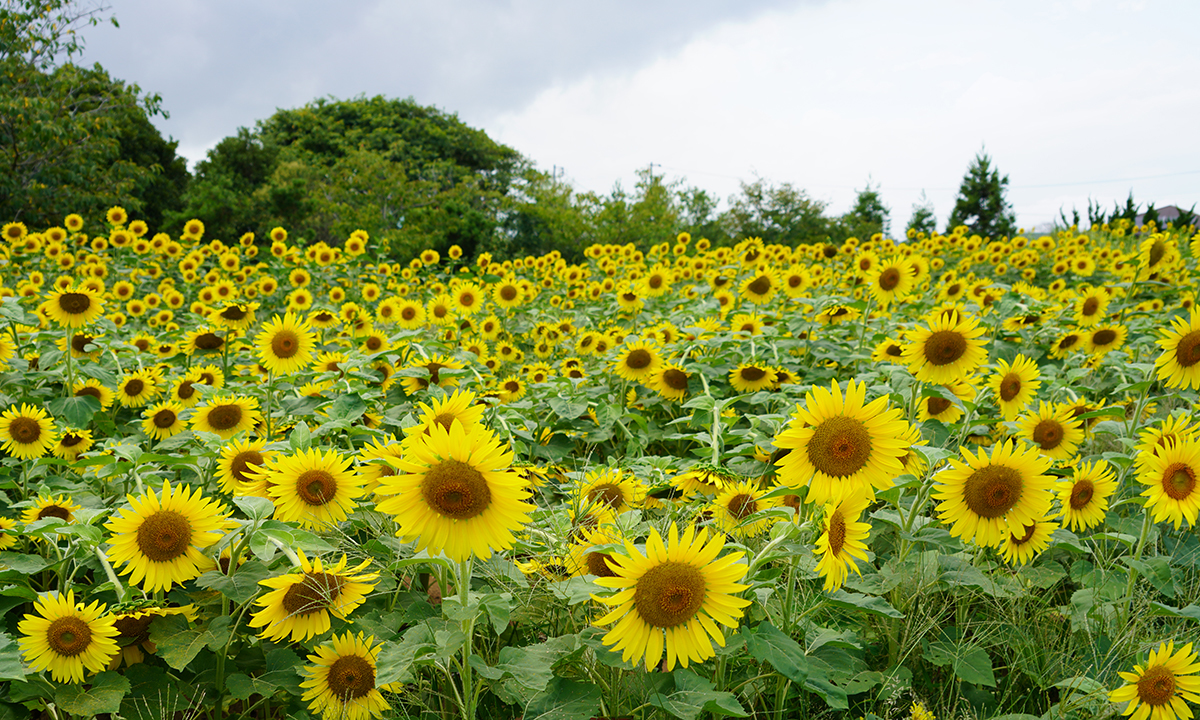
[[854, 295, 874, 366], [1123, 508, 1155, 624], [63, 333, 74, 399], [263, 371, 274, 442], [457, 556, 477, 719], [94, 547, 125, 603]]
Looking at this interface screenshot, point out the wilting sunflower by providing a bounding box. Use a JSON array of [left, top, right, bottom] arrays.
[[44, 287, 104, 328], [729, 363, 776, 393], [1154, 310, 1200, 390], [21, 494, 81, 524], [612, 340, 662, 383], [301, 632, 396, 720], [647, 363, 691, 401], [1086, 324, 1127, 356], [192, 396, 260, 439], [376, 421, 533, 561], [774, 379, 911, 506], [18, 591, 119, 683], [0, 403, 57, 459], [1138, 437, 1200, 529], [990, 354, 1041, 422], [813, 491, 872, 592], [708, 479, 775, 538], [249, 552, 378, 643], [903, 309, 988, 384], [252, 448, 364, 530], [1056, 460, 1117, 532], [1018, 401, 1084, 460], [398, 354, 464, 395], [932, 440, 1054, 547], [105, 480, 228, 592], [256, 311, 316, 375], [1110, 640, 1200, 720], [592, 523, 751, 671], [108, 602, 197, 668], [142, 402, 186, 441], [999, 519, 1057, 566]]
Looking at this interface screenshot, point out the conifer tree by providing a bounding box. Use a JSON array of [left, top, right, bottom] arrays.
[[947, 150, 1016, 238]]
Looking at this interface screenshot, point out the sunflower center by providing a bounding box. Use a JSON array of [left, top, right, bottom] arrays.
[[648, 275, 663, 289], [587, 483, 625, 509], [401, 307, 416, 320], [270, 330, 299, 359], [1081, 297, 1100, 316], [135, 510, 193, 562], [124, 378, 145, 397], [177, 381, 196, 399], [747, 275, 771, 295], [1069, 480, 1094, 510], [153, 409, 177, 429], [728, 493, 757, 519], [9, 417, 41, 444], [827, 509, 846, 555], [282, 572, 346, 615], [625, 349, 652, 370], [962, 465, 1023, 519], [500, 285, 518, 301], [459, 292, 476, 307], [75, 386, 101, 401], [59, 292, 91, 315], [61, 433, 84, 447], [885, 343, 903, 357], [220, 306, 247, 321], [1032, 420, 1064, 450], [878, 268, 901, 291], [740, 367, 767, 382], [425, 362, 444, 384], [806, 416, 872, 478], [37, 505, 71, 521], [297, 470, 337, 506], [71, 334, 94, 353], [924, 330, 967, 366], [633, 561, 707, 629], [586, 552, 618, 577], [432, 412, 458, 432], [230, 450, 265, 483], [663, 368, 689, 390], [1162, 462, 1197, 500], [1148, 241, 1166, 268], [421, 459, 492, 520], [365, 337, 383, 351], [195, 333, 223, 350], [1138, 664, 1177, 706], [1092, 329, 1116, 346], [788, 275, 803, 288], [327, 655, 375, 699], [1175, 331, 1200, 368], [206, 404, 244, 431], [1012, 524, 1037, 545], [999, 374, 1022, 402], [47, 616, 92, 657], [926, 397, 952, 416], [114, 614, 154, 643]]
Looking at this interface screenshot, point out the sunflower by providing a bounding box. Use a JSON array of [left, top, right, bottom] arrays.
[[301, 632, 395, 720], [738, 266, 779, 305], [1055, 460, 1116, 532], [52, 429, 94, 460], [1018, 401, 1084, 460], [1086, 324, 1127, 356], [0, 403, 57, 459], [248, 552, 378, 643], [903, 309, 989, 384], [44, 287, 104, 328], [612, 340, 662, 383], [255, 311, 317, 375], [867, 256, 914, 307], [774, 379, 911, 506], [452, 282, 484, 315], [209, 302, 257, 331], [592, 523, 751, 671], [17, 591, 119, 683], [572, 468, 645, 515], [192, 396, 260, 439], [1110, 640, 1200, 720], [398, 354, 463, 396], [108, 603, 197, 668], [729, 363, 776, 393], [932, 440, 1054, 547], [216, 438, 274, 495], [21, 494, 81, 524], [990, 354, 1041, 422], [115, 369, 160, 408], [105, 480, 229, 592], [998, 519, 1057, 566], [1136, 415, 1200, 469], [407, 389, 486, 437], [1073, 288, 1110, 327], [708, 480, 775, 538], [182, 327, 225, 356], [871, 337, 906, 364], [375, 421, 533, 561], [251, 448, 364, 530], [647, 364, 691, 401], [916, 381, 972, 424], [671, 464, 736, 497], [813, 491, 872, 592], [1154, 310, 1200, 390], [1138, 437, 1200, 529], [815, 305, 860, 325], [142, 402, 187, 441]]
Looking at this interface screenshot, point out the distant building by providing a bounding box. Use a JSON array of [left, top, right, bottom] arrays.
[[1134, 205, 1198, 228]]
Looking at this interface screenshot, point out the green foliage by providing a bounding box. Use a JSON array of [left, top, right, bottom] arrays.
[[837, 180, 890, 240], [907, 190, 937, 237], [947, 149, 1016, 238], [722, 177, 835, 245]]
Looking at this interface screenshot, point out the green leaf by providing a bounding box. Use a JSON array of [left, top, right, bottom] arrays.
[[478, 592, 513, 634], [258, 520, 336, 555], [744, 622, 808, 683], [549, 576, 600, 606], [226, 647, 305, 700], [375, 623, 437, 686], [0, 632, 26, 682], [232, 496, 275, 521], [55, 671, 130, 716], [328, 394, 366, 422], [523, 677, 603, 720], [195, 560, 271, 604], [148, 615, 211, 670], [1125, 557, 1176, 598], [47, 395, 102, 429], [289, 421, 312, 451], [548, 396, 588, 419], [0, 552, 51, 574], [120, 664, 185, 720], [824, 590, 904, 618], [648, 668, 748, 720], [925, 641, 996, 687]]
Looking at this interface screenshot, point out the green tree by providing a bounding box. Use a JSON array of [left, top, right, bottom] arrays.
[[721, 177, 833, 245], [906, 190, 937, 237], [838, 180, 890, 239], [947, 150, 1016, 238]]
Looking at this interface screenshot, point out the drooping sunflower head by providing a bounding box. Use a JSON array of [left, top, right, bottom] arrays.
[[21, 494, 82, 525]]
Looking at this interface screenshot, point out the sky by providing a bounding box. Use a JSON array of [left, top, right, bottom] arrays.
[[78, 0, 1200, 233]]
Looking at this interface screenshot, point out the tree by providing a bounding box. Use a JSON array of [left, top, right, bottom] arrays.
[[947, 150, 1016, 238], [838, 180, 890, 239], [906, 190, 937, 237], [722, 177, 833, 246]]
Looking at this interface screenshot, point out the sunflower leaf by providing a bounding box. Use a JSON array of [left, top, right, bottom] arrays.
[[523, 677, 603, 720], [54, 671, 130, 716], [195, 560, 271, 604], [0, 632, 26, 682], [648, 668, 748, 719], [47, 395, 101, 429], [745, 621, 808, 683]]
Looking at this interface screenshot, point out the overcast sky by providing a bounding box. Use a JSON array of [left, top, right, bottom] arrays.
[[79, 0, 1200, 232]]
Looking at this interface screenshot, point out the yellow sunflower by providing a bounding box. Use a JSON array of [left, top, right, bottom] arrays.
[[774, 379, 911, 505], [647, 363, 691, 401], [867, 256, 914, 307], [21, 494, 81, 524], [1138, 437, 1200, 529], [1073, 287, 1110, 327], [105, 480, 228, 592], [738, 266, 780, 305], [1110, 641, 1200, 720], [252, 448, 364, 530], [1154, 310, 1200, 390], [407, 389, 486, 437], [44, 287, 105, 328], [301, 632, 396, 720], [398, 354, 464, 396], [108, 602, 197, 669], [572, 468, 645, 515], [255, 311, 316, 375], [0, 403, 57, 459], [191, 396, 260, 439], [902, 309, 989, 384], [566, 525, 626, 579], [932, 440, 1054, 548], [248, 552, 378, 643], [729, 363, 776, 393], [813, 491, 872, 592], [611, 340, 662, 383], [1018, 401, 1084, 460], [998, 519, 1057, 566], [708, 479, 776, 539], [215, 438, 274, 495], [115, 369, 161, 408], [592, 523, 751, 671], [18, 591, 119, 683], [375, 421, 533, 561], [52, 429, 94, 460], [142, 401, 187, 441], [1055, 460, 1117, 532], [990, 354, 1041, 422], [209, 302, 257, 330], [1086, 324, 1127, 356]]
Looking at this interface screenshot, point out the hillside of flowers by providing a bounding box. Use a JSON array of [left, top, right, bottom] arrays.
[[0, 210, 1199, 720]]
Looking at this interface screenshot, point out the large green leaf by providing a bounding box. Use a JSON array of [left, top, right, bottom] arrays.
[[925, 641, 996, 687], [195, 559, 271, 604], [744, 622, 808, 683], [647, 668, 748, 720], [225, 647, 305, 700], [523, 677, 602, 720], [148, 615, 220, 670], [0, 633, 26, 682], [54, 671, 130, 716], [825, 590, 904, 618], [120, 664, 185, 720]]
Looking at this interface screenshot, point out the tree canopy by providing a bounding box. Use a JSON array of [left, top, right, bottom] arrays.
[[947, 150, 1016, 238]]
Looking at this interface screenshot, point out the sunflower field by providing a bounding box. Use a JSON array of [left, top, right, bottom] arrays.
[[0, 212, 1199, 720]]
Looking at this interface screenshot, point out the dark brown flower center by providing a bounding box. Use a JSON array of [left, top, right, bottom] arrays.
[[500, 285, 519, 301], [728, 494, 757, 519], [153, 409, 177, 429], [58, 292, 91, 315], [827, 509, 846, 555], [206, 404, 243, 431], [633, 561, 707, 629], [625, 349, 652, 370], [999, 374, 1022, 402], [1081, 297, 1100, 316], [114, 614, 154, 643], [281, 572, 345, 615], [71, 334, 94, 353], [885, 343, 903, 357], [1092, 329, 1117, 346], [662, 368, 689, 391], [924, 330, 967, 366], [586, 551, 618, 578], [1032, 420, 1064, 450], [1162, 462, 1197, 501], [878, 268, 901, 291], [9, 416, 41, 444], [272, 330, 300, 359], [1138, 664, 1176, 706], [740, 367, 767, 382], [401, 307, 417, 320], [230, 450, 264, 483], [420, 459, 492, 519], [37, 505, 71, 521], [75, 386, 101, 401], [327, 654, 375, 699], [123, 378, 145, 397], [296, 470, 337, 506], [1148, 241, 1166, 268], [1012, 524, 1037, 545], [747, 275, 771, 296], [195, 333, 223, 351], [587, 483, 626, 509], [135, 510, 193, 562], [1175, 331, 1200, 368], [47, 616, 92, 657], [220, 306, 247, 321], [926, 396, 953, 416], [806, 416, 872, 478], [61, 433, 84, 447], [1069, 479, 1094, 510], [177, 381, 196, 400], [962, 465, 1023, 519], [365, 336, 383, 351]]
